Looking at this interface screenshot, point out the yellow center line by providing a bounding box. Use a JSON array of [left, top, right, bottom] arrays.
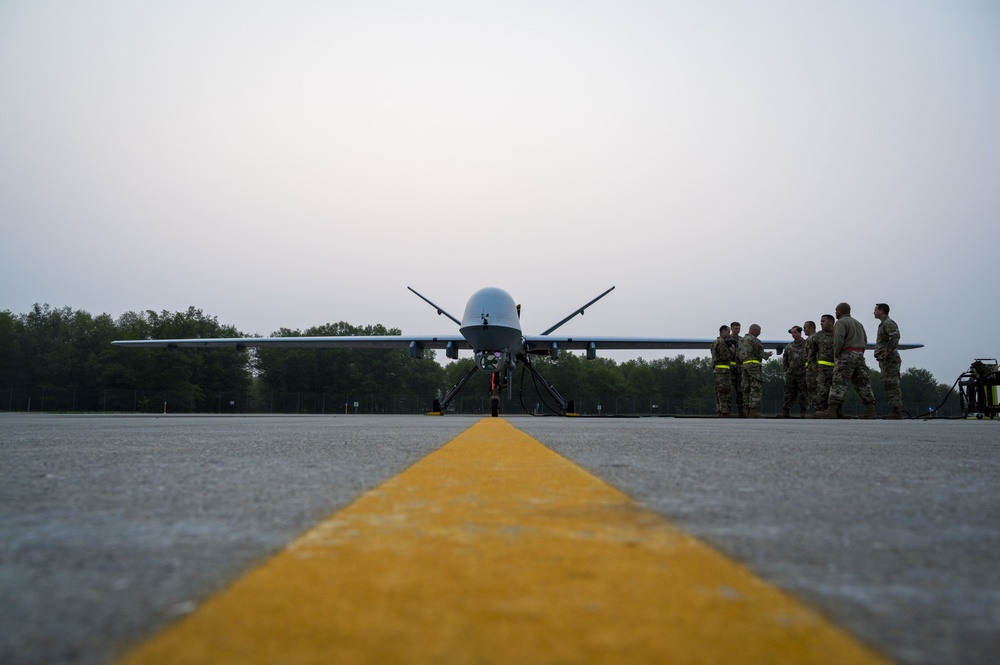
[[117, 418, 890, 664]]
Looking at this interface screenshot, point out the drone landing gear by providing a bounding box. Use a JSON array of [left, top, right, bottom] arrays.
[[519, 355, 578, 416], [427, 358, 579, 417], [427, 363, 480, 415], [427, 366, 510, 417], [486, 370, 510, 417]]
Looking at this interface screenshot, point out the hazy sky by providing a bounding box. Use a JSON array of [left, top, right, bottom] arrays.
[[2, 1, 998, 387]]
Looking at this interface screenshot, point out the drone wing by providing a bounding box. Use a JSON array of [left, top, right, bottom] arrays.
[[112, 335, 469, 359]]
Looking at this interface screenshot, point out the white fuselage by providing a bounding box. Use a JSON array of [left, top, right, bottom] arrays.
[[458, 288, 523, 371]]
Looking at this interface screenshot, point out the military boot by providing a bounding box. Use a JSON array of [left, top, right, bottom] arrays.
[[779, 409, 790, 418], [836, 404, 846, 419], [814, 404, 840, 419], [747, 407, 764, 418], [884, 405, 903, 420], [860, 404, 877, 419]]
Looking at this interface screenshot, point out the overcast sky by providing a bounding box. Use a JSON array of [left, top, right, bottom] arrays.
[[2, 1, 998, 387]]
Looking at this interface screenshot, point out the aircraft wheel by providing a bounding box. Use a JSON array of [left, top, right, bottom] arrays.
[[490, 397, 499, 417]]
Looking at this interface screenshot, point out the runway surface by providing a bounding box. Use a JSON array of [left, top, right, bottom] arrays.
[[1, 414, 997, 664]]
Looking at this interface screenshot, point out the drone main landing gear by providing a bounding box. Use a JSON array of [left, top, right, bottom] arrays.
[[427, 363, 480, 415], [427, 356, 579, 417], [519, 354, 578, 416]]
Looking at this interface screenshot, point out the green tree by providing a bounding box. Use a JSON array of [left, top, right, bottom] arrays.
[[101, 307, 251, 410], [762, 359, 785, 404], [0, 309, 25, 389], [621, 359, 660, 404], [900, 367, 948, 411], [254, 322, 445, 411], [649, 355, 713, 401]]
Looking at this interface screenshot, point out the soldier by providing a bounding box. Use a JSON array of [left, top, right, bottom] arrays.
[[726, 321, 744, 417], [711, 325, 734, 417], [874, 303, 903, 419], [807, 314, 836, 415], [738, 323, 772, 418], [781, 326, 808, 417], [802, 320, 818, 412], [816, 303, 877, 419]]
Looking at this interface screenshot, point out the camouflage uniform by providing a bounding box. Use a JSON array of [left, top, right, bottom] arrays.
[[726, 334, 743, 414], [738, 333, 766, 410], [806, 330, 835, 411], [782, 338, 808, 415], [829, 315, 876, 409], [803, 334, 817, 408], [876, 316, 902, 409], [710, 336, 734, 416]]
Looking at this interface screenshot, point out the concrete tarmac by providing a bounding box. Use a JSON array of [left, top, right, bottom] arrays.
[[1, 414, 997, 664], [516, 417, 1000, 665]]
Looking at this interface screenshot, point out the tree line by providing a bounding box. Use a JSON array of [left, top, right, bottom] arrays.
[[1, 304, 957, 415]]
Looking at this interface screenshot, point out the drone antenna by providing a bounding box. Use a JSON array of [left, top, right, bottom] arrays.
[[407, 287, 461, 326], [540, 286, 615, 336]]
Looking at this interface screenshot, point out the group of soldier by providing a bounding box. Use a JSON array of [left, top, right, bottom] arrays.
[[710, 302, 903, 419]]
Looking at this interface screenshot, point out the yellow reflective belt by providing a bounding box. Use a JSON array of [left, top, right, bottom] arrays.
[[742, 360, 761, 365], [714, 365, 731, 370], [818, 360, 834, 366]]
